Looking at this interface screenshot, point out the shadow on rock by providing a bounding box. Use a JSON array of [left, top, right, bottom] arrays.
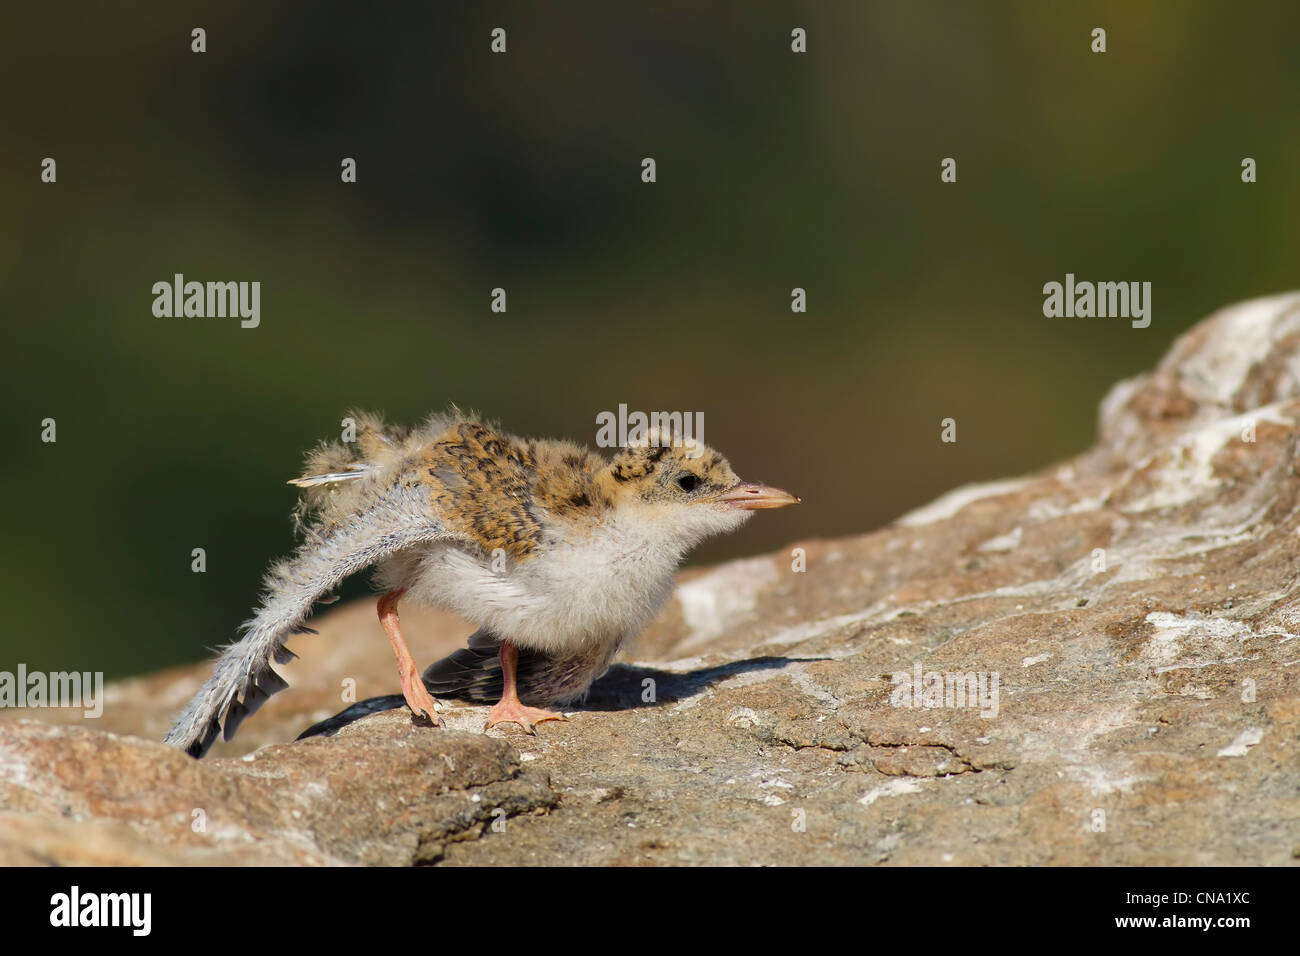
[[297, 655, 823, 738], [579, 657, 827, 711]]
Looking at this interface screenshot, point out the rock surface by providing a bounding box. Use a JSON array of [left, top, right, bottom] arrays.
[[5, 292, 1300, 865]]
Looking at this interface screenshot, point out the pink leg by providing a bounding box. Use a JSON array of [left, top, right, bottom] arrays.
[[485, 642, 567, 734], [379, 589, 444, 727]]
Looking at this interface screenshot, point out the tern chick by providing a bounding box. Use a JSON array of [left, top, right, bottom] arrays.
[[164, 410, 798, 757]]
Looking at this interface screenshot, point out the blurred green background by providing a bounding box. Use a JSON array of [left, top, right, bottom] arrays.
[[2, 2, 1297, 679]]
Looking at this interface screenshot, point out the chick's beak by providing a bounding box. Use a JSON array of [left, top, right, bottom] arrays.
[[713, 482, 801, 510]]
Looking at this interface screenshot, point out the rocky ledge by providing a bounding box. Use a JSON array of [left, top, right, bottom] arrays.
[[4, 293, 1300, 865]]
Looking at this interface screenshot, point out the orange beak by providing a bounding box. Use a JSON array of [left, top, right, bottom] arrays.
[[712, 482, 801, 510]]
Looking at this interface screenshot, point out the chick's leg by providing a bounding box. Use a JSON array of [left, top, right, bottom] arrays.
[[378, 589, 444, 727], [485, 641, 567, 734]]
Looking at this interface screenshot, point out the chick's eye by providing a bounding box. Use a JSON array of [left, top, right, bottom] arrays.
[[677, 474, 700, 492]]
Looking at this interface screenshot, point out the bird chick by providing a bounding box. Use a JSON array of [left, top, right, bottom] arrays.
[[164, 410, 799, 757]]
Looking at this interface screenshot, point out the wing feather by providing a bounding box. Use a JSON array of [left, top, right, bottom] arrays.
[[164, 483, 460, 757]]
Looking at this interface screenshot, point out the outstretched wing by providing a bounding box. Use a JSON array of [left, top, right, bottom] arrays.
[[420, 627, 613, 706], [164, 483, 462, 757], [419, 627, 510, 702]]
